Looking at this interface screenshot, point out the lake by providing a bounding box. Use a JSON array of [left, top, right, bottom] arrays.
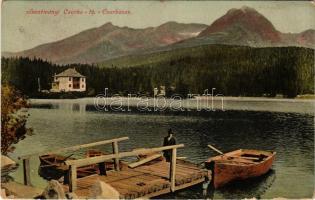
[[9, 98, 314, 199]]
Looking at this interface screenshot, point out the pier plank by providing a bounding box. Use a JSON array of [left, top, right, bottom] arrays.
[[61, 143, 207, 199], [138, 162, 190, 179], [67, 159, 207, 198], [69, 162, 206, 199]]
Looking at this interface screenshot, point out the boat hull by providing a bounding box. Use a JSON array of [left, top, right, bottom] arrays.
[[39, 155, 69, 180], [39, 152, 123, 181], [206, 149, 276, 188]]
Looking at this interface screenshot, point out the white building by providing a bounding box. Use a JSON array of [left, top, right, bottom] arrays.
[[51, 68, 86, 92], [154, 85, 166, 97]]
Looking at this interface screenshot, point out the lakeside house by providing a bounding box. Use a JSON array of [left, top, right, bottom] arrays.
[[50, 68, 86, 92]]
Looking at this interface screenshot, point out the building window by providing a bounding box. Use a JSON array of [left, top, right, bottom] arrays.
[[69, 77, 72, 81], [82, 78, 85, 82], [55, 77, 58, 81], [69, 84, 71, 88], [82, 84, 84, 88], [73, 77, 80, 89]]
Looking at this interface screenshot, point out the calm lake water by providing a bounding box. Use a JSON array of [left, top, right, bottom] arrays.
[[9, 98, 314, 199]]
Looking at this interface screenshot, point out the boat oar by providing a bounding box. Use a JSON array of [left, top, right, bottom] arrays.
[[40, 154, 74, 168], [40, 164, 62, 168], [207, 145, 257, 163], [207, 145, 224, 155], [61, 154, 74, 162]]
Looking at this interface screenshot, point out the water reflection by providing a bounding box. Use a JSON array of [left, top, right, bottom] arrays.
[[157, 170, 276, 199], [30, 97, 315, 114], [9, 100, 314, 198], [217, 170, 276, 199], [31, 102, 87, 113]]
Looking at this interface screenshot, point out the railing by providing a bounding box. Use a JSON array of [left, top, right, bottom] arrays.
[[65, 144, 184, 192], [18, 136, 129, 186]]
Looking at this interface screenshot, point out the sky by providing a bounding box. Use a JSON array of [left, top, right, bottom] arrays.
[[2, 1, 315, 52]]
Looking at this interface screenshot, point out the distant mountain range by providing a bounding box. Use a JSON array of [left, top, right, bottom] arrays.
[[2, 22, 207, 64], [3, 6, 314, 64]]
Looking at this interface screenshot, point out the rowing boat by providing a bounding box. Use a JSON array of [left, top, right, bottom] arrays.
[[205, 149, 276, 188], [38, 149, 118, 180]]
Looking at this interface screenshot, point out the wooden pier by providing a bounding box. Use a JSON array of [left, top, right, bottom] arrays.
[[18, 137, 209, 199], [62, 158, 207, 199]]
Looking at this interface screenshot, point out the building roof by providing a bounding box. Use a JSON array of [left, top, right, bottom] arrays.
[[54, 68, 85, 78]]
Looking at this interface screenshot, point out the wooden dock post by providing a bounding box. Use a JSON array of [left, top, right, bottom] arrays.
[[17, 137, 130, 194], [170, 148, 177, 192], [65, 144, 185, 194], [22, 158, 31, 186], [112, 141, 120, 171], [69, 165, 77, 192]]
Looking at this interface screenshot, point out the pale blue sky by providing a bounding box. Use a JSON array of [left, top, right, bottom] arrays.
[[2, 1, 315, 52]]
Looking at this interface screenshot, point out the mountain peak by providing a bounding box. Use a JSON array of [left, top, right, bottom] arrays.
[[199, 6, 280, 43], [160, 21, 179, 26], [225, 6, 258, 16], [157, 21, 193, 30], [296, 29, 315, 47], [96, 22, 120, 34], [102, 22, 113, 26], [240, 6, 256, 12], [99, 22, 116, 29]]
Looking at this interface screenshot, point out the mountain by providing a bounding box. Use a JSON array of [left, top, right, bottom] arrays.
[[285, 29, 315, 48], [3, 6, 314, 64], [3, 22, 207, 64], [167, 6, 314, 49], [198, 6, 281, 45]]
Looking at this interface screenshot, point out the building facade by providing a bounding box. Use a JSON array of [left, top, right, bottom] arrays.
[[154, 85, 166, 97], [51, 68, 86, 92]]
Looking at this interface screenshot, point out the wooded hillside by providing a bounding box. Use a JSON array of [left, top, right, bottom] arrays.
[[2, 44, 314, 98]]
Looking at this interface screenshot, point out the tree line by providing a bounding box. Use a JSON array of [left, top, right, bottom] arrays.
[[1, 45, 314, 98]]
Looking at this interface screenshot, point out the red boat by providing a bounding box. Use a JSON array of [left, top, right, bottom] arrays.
[[205, 149, 276, 188]]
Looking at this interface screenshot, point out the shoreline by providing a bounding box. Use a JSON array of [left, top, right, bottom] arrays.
[[30, 96, 315, 103], [29, 97, 315, 114]]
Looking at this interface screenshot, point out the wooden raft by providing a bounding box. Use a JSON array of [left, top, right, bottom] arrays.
[[18, 137, 209, 199], [63, 159, 207, 199]]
